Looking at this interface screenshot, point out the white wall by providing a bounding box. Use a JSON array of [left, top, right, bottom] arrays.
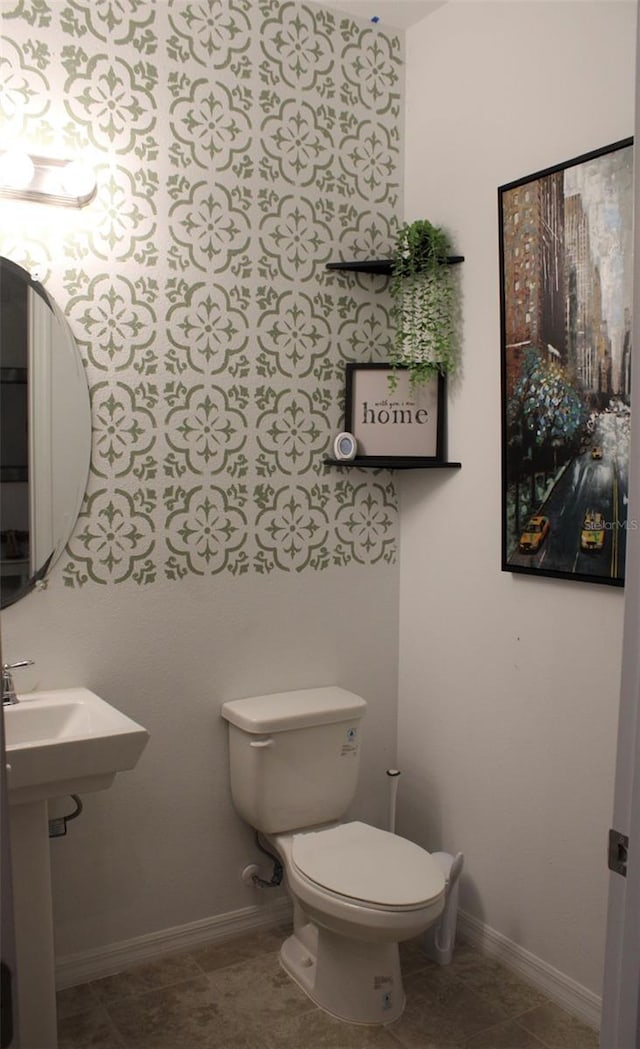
[[398, 0, 635, 997], [0, 2, 403, 961], [4, 566, 399, 955]]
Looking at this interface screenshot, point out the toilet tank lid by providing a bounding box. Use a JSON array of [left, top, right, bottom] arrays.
[[221, 687, 366, 733]]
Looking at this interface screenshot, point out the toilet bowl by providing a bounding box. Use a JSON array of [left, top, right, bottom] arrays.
[[265, 821, 446, 1024]]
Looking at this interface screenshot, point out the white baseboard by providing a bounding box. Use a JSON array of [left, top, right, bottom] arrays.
[[57, 897, 601, 1034], [457, 910, 601, 1032], [55, 897, 292, 990]]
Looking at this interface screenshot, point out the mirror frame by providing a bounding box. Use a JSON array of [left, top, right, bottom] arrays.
[[0, 257, 91, 608]]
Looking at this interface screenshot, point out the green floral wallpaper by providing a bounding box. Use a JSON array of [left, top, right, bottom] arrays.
[[0, 0, 402, 586]]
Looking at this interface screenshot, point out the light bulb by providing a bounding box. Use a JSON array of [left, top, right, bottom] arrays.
[[61, 160, 96, 200], [0, 150, 35, 191]]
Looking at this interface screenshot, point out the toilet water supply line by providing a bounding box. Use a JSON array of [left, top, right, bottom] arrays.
[[242, 832, 283, 889], [243, 772, 403, 888]]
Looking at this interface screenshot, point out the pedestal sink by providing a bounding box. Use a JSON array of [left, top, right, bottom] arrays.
[[4, 688, 149, 1049]]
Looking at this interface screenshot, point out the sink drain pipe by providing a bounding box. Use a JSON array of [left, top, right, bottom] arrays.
[[48, 795, 83, 839]]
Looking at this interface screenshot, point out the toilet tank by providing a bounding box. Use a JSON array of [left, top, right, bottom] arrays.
[[221, 687, 367, 833]]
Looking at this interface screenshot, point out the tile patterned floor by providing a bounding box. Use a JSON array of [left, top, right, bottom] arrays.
[[56, 927, 600, 1049]]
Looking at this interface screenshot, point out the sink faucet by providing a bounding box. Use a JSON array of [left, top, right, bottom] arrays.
[[2, 660, 35, 705]]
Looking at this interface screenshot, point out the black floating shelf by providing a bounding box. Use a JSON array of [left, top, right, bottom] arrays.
[[324, 457, 462, 470], [326, 257, 464, 275]]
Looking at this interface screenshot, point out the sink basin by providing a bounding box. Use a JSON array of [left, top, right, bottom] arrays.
[[4, 687, 149, 804], [5, 697, 93, 746]]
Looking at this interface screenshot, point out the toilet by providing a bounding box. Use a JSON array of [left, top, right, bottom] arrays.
[[221, 686, 446, 1025]]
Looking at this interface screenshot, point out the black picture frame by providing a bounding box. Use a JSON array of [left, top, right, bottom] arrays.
[[344, 363, 445, 463], [499, 138, 633, 587]]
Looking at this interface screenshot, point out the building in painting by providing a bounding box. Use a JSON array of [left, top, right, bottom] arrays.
[[564, 192, 593, 388], [502, 171, 566, 396], [620, 308, 632, 399]]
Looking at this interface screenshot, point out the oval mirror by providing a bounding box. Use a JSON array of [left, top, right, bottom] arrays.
[[0, 257, 91, 608]]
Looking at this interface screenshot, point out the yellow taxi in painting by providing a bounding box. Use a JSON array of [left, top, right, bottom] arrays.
[[518, 515, 550, 553], [580, 510, 605, 552]]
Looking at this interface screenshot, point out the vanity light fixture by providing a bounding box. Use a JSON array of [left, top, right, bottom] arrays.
[[0, 150, 97, 208]]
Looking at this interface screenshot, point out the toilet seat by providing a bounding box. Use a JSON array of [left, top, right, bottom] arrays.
[[290, 821, 445, 908], [269, 821, 446, 945]]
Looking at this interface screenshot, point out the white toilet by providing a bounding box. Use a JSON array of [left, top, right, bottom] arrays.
[[221, 686, 446, 1025]]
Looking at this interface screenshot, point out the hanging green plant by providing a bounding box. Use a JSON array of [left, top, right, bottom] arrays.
[[389, 219, 458, 390]]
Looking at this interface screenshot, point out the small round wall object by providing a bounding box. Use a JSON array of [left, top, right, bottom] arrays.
[[333, 432, 357, 461]]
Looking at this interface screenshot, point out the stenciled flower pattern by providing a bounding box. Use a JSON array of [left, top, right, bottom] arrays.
[[337, 207, 395, 261], [169, 77, 251, 171], [71, 164, 158, 264], [261, 99, 333, 187], [256, 288, 331, 378], [254, 485, 329, 572], [62, 51, 158, 155], [60, 0, 156, 48], [165, 386, 246, 476], [167, 0, 251, 68], [91, 382, 157, 478], [259, 195, 333, 281], [165, 484, 247, 576], [335, 482, 397, 565], [335, 301, 394, 362], [259, 2, 333, 90], [256, 389, 329, 475], [2, 0, 402, 589], [0, 38, 49, 139], [66, 273, 157, 372], [166, 282, 249, 375], [168, 180, 250, 272], [340, 119, 398, 203], [65, 488, 155, 585], [2, 2, 52, 28], [342, 30, 400, 113]]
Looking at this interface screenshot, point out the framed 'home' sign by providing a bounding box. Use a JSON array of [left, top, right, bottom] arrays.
[[344, 363, 445, 461]]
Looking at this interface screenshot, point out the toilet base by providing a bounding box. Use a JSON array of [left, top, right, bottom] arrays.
[[279, 921, 405, 1025]]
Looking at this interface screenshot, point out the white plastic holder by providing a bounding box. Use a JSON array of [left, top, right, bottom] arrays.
[[422, 851, 464, 965], [386, 768, 401, 834]]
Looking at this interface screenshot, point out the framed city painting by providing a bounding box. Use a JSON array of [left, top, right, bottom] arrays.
[[499, 137, 633, 587]]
